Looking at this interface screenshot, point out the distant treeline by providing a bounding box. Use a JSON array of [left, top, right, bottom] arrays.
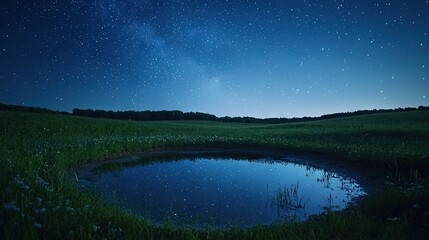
[[1, 102, 429, 124], [72, 106, 429, 123], [0, 103, 69, 115], [72, 108, 218, 121]]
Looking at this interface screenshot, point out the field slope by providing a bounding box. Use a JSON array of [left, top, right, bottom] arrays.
[[1, 110, 429, 239]]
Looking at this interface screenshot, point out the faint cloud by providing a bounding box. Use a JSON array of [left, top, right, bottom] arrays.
[[207, 77, 221, 90], [131, 23, 165, 48]]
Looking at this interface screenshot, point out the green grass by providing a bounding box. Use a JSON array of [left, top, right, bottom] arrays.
[[1, 110, 429, 239]]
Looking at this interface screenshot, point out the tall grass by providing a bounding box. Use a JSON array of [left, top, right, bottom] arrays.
[[1, 110, 429, 239]]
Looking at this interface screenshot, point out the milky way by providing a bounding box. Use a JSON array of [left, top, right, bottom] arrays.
[[1, 0, 428, 117]]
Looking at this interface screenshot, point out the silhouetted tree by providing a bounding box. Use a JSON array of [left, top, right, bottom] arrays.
[[2, 102, 429, 123]]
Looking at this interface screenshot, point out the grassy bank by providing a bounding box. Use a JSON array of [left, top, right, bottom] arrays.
[[1, 110, 429, 239]]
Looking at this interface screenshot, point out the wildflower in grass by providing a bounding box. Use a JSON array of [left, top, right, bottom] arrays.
[[35, 175, 49, 187], [412, 203, 421, 209], [13, 176, 30, 190], [93, 225, 100, 232], [35, 197, 42, 206], [66, 207, 75, 212], [3, 201, 20, 212], [34, 207, 46, 215], [34, 223, 42, 229]]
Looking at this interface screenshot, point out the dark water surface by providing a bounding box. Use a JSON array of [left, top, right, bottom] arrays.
[[79, 152, 366, 227]]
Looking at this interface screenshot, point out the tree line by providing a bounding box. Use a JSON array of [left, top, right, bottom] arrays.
[[71, 106, 429, 123], [0, 103, 69, 115], [1, 102, 428, 124], [71, 109, 218, 121]]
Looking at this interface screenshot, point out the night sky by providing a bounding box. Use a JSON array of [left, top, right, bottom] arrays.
[[1, 1, 428, 118]]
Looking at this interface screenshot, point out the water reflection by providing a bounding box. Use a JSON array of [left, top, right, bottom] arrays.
[[79, 153, 366, 227]]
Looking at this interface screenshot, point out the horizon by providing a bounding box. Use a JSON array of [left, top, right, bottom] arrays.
[[2, 101, 427, 120], [1, 1, 428, 118]]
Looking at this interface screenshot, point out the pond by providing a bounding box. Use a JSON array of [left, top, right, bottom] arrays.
[[77, 151, 366, 227]]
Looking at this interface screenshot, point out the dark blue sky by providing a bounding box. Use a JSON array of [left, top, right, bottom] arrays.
[[1, 0, 428, 117]]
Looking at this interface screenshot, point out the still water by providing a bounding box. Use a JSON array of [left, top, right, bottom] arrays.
[[79, 152, 366, 227]]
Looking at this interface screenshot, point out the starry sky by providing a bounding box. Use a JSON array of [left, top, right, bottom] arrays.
[[1, 0, 428, 118]]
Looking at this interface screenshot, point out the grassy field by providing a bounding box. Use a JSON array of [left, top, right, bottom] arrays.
[[1, 110, 429, 239]]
